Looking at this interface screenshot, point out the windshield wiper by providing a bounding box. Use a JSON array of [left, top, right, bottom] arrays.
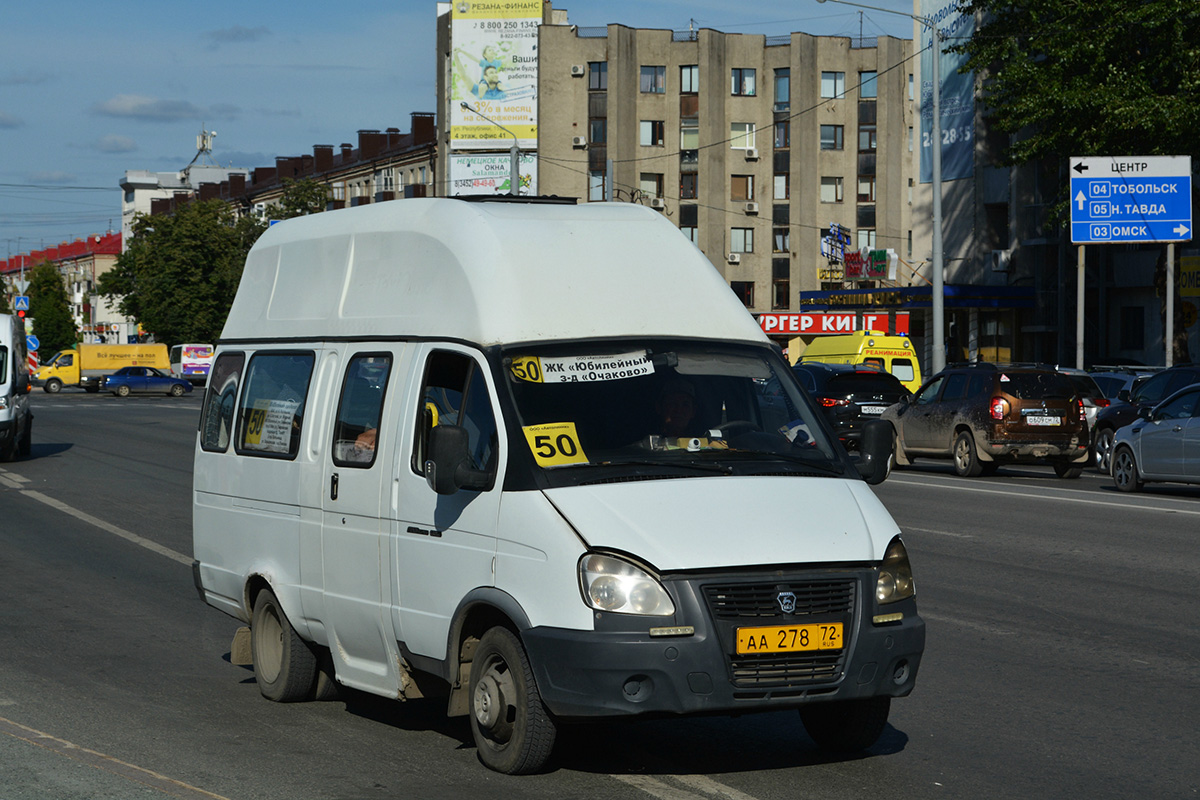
[[584, 459, 735, 475], [714, 449, 846, 476]]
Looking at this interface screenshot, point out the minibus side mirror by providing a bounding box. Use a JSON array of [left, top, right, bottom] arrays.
[[425, 424, 492, 495], [16, 380, 31, 395], [857, 419, 892, 485]]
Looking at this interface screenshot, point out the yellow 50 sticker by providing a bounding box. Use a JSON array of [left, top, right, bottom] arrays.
[[510, 356, 544, 383], [523, 422, 588, 467]]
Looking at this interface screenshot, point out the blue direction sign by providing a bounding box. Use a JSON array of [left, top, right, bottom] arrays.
[[1070, 155, 1192, 244], [13, 295, 29, 312], [26, 335, 39, 352]]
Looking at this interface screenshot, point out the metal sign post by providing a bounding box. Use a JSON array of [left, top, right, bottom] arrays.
[[1069, 155, 1193, 368]]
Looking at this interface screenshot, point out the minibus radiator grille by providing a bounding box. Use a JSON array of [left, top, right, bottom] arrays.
[[700, 577, 857, 690], [702, 579, 855, 619]]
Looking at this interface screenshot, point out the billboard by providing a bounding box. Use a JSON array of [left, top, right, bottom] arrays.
[[450, 0, 541, 150], [449, 152, 538, 196], [919, 0, 975, 184]]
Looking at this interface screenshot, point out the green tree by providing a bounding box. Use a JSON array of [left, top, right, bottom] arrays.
[[952, 0, 1200, 166], [953, 0, 1200, 363], [277, 178, 330, 219], [99, 199, 267, 344], [0, 291, 10, 315], [26, 261, 77, 356]]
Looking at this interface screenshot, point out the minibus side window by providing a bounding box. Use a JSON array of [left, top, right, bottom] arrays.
[[235, 352, 315, 459], [862, 357, 884, 370], [200, 352, 245, 452], [332, 353, 393, 468], [411, 351, 498, 480], [0, 346, 7, 385], [891, 358, 915, 384]]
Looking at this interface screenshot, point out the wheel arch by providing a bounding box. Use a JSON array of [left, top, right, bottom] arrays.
[[441, 588, 534, 718]]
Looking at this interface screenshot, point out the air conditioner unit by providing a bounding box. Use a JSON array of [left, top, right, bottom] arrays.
[[650, 197, 665, 209], [571, 136, 587, 148], [744, 201, 760, 214], [570, 64, 586, 77], [744, 147, 759, 161], [727, 253, 742, 264], [990, 249, 1011, 271]]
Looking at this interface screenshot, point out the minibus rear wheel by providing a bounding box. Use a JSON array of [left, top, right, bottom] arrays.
[[468, 626, 556, 774], [251, 587, 317, 702]]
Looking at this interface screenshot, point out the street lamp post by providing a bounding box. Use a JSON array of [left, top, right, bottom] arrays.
[[815, 0, 946, 372], [460, 101, 521, 197]]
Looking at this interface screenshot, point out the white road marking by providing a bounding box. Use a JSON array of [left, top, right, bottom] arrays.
[[887, 474, 1200, 516], [903, 525, 973, 538], [610, 774, 763, 800], [0, 716, 231, 799], [0, 469, 191, 566]]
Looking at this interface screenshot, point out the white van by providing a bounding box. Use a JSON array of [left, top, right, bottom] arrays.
[[192, 198, 924, 774], [0, 313, 33, 461]]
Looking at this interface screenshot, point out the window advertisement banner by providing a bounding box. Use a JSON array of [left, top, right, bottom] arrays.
[[919, 0, 975, 184], [449, 152, 538, 196], [1182, 254, 1200, 298], [450, 0, 541, 150]]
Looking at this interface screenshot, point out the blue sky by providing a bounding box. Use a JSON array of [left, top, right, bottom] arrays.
[[0, 0, 917, 257]]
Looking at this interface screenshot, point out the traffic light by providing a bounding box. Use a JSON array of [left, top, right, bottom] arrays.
[[16, 309, 25, 320]]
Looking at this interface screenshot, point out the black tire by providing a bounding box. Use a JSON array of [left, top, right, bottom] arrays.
[[800, 696, 891, 752], [1112, 447, 1143, 493], [169, 383, 185, 397], [953, 431, 983, 477], [45, 379, 62, 394], [17, 419, 31, 458], [1054, 462, 1083, 479], [251, 587, 317, 702], [1093, 427, 1115, 472], [469, 626, 557, 774], [116, 384, 131, 397]]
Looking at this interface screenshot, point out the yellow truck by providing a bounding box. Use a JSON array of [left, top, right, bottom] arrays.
[[800, 331, 923, 393], [34, 343, 169, 393]]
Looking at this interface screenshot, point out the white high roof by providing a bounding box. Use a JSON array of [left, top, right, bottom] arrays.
[[221, 198, 768, 347]]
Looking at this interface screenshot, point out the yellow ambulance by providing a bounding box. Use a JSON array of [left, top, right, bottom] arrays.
[[800, 331, 922, 393]]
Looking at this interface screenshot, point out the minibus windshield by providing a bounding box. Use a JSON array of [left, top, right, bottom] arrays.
[[502, 341, 843, 480]]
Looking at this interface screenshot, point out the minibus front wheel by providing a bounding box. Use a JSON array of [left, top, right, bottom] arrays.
[[468, 626, 557, 774], [251, 587, 317, 702]]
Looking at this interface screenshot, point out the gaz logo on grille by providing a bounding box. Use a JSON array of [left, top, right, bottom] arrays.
[[777, 592, 797, 614]]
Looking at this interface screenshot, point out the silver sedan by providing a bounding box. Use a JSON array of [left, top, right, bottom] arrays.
[[1111, 383, 1200, 492]]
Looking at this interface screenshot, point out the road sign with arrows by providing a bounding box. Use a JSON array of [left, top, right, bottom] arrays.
[[1070, 155, 1192, 244]]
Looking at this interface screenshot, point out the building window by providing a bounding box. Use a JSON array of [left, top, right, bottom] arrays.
[[730, 122, 756, 150], [857, 176, 877, 202], [774, 68, 790, 111], [378, 168, 394, 192], [773, 228, 790, 253], [640, 172, 664, 199], [731, 281, 755, 307], [731, 175, 754, 202], [773, 260, 790, 310], [820, 125, 844, 150], [908, 230, 913, 258], [730, 227, 754, 253], [908, 73, 914, 100], [821, 71, 845, 99], [774, 174, 789, 200], [681, 64, 699, 93], [590, 118, 607, 144], [640, 65, 666, 93], [821, 176, 844, 203], [640, 120, 665, 147], [680, 119, 699, 150], [681, 226, 698, 243], [908, 178, 914, 204], [858, 124, 877, 151], [909, 126, 914, 152], [589, 62, 607, 90], [860, 71, 878, 98], [1120, 306, 1144, 350], [680, 172, 698, 199], [774, 121, 790, 149], [731, 68, 756, 96], [857, 229, 876, 249], [331, 181, 345, 201], [589, 171, 605, 201]]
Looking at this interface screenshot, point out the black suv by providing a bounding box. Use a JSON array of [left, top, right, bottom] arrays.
[[881, 363, 1089, 478], [791, 362, 910, 450], [1090, 364, 1200, 472]]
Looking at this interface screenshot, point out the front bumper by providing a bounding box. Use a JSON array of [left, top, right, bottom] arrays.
[[522, 568, 924, 719]]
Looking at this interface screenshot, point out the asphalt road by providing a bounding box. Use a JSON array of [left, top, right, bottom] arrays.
[[1, 389, 1197, 799]]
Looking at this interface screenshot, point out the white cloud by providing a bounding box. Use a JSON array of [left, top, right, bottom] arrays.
[[92, 95, 205, 123], [94, 135, 137, 153]]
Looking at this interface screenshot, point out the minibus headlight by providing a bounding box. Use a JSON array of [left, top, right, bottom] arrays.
[[876, 535, 915, 605], [579, 554, 675, 616]]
